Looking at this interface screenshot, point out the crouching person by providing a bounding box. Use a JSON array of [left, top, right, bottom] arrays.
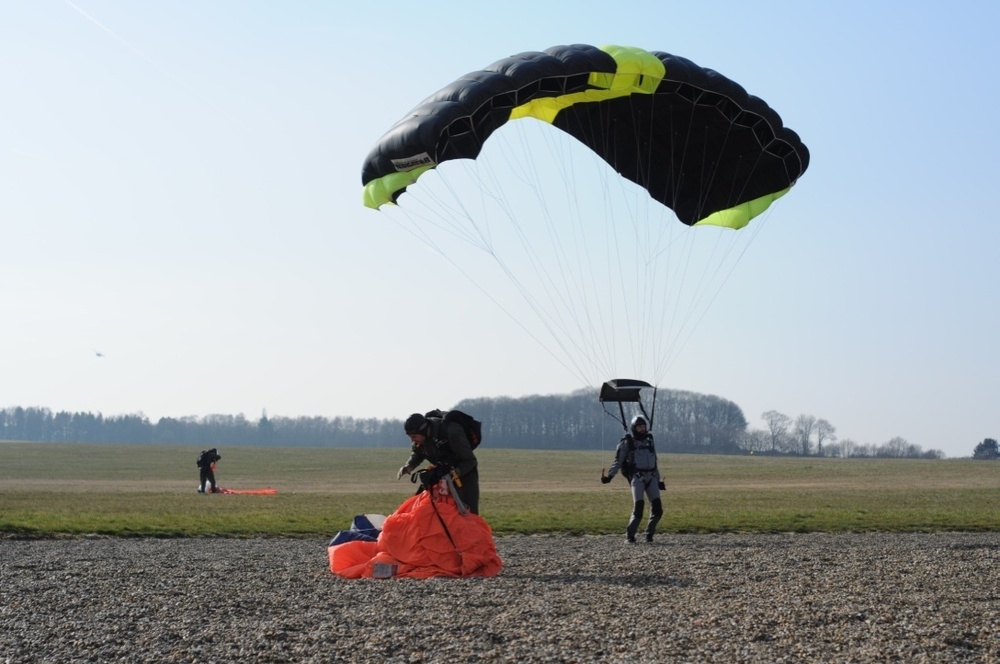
[[396, 412, 480, 515]]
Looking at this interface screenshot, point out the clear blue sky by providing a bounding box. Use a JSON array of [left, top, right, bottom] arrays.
[[2, 1, 997, 458]]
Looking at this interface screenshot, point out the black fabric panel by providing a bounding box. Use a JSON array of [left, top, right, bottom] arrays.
[[362, 44, 616, 184], [550, 52, 809, 225]]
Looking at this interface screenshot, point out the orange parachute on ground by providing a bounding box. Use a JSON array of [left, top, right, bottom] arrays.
[[328, 485, 502, 579]]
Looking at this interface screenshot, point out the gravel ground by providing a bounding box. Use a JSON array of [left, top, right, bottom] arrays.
[[1, 533, 998, 663]]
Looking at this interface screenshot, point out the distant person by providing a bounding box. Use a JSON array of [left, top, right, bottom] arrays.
[[601, 416, 663, 543], [197, 448, 222, 494], [396, 413, 480, 514]]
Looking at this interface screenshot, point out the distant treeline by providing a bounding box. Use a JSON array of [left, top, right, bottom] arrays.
[[0, 388, 742, 453], [0, 389, 947, 457]]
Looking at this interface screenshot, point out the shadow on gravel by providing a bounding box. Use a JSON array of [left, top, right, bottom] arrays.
[[500, 571, 691, 587]]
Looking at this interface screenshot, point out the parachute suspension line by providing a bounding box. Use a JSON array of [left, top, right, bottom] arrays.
[[399, 124, 612, 388], [604, 98, 641, 379], [640, 103, 691, 383], [592, 107, 633, 380], [635, 94, 671, 381], [570, 141, 621, 380], [601, 409, 606, 463], [651, 104, 700, 380], [505, 112, 618, 381], [492, 118, 625, 383], [660, 118, 716, 372], [521, 121, 614, 379], [570, 97, 653, 381], [657, 241, 697, 378], [383, 185, 592, 384], [658, 208, 773, 376], [600, 399, 629, 433], [495, 122, 618, 385], [575, 114, 631, 380], [645, 114, 773, 381], [463, 142, 597, 375]]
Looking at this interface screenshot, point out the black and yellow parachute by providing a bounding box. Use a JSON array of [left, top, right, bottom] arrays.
[[361, 44, 809, 387], [362, 43, 809, 229]]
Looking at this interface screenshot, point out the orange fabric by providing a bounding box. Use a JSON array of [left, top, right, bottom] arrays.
[[328, 487, 502, 579], [218, 487, 278, 495]]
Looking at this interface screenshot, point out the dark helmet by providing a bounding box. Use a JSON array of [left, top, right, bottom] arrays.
[[404, 413, 429, 436], [630, 415, 648, 437]]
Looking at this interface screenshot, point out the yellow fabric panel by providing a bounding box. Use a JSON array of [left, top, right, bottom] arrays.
[[510, 45, 665, 124], [693, 187, 791, 229], [363, 165, 434, 209]]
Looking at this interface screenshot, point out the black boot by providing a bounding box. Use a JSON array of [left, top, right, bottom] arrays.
[[645, 498, 663, 542], [626, 500, 644, 544]]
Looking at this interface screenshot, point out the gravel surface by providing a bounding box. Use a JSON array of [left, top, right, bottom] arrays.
[[2, 533, 998, 663]]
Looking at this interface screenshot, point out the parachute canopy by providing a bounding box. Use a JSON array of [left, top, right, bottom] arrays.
[[361, 43, 809, 387], [599, 378, 657, 432], [217, 487, 277, 495], [362, 43, 809, 229], [600, 378, 654, 403], [328, 488, 502, 579]]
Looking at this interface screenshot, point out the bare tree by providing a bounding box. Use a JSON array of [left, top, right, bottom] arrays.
[[794, 414, 817, 456], [839, 438, 858, 458], [815, 419, 837, 456], [738, 428, 771, 453], [761, 411, 791, 453], [880, 436, 910, 458]]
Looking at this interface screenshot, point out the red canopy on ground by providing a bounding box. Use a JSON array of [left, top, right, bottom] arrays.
[[328, 487, 502, 579]]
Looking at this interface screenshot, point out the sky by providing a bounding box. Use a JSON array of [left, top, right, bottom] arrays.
[[2, 1, 998, 458]]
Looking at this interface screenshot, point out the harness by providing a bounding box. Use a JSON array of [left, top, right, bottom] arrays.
[[422, 420, 454, 461], [626, 435, 658, 475]]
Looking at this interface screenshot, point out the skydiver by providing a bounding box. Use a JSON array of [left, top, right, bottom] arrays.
[[601, 415, 664, 543], [396, 412, 480, 514], [196, 448, 222, 493]]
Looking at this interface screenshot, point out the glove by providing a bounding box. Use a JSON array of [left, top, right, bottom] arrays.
[[420, 464, 450, 489], [601, 475, 612, 484], [396, 465, 411, 481]]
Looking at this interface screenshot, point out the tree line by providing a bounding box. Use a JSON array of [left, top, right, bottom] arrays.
[[746, 410, 947, 459], [0, 388, 966, 457]]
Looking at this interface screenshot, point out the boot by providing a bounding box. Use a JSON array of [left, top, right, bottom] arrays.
[[626, 500, 644, 544], [645, 498, 663, 543]]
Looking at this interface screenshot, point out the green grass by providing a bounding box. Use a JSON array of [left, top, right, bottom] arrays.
[[1, 443, 998, 536]]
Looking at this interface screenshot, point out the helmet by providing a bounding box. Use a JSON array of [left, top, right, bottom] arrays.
[[630, 415, 648, 437], [404, 413, 429, 435]]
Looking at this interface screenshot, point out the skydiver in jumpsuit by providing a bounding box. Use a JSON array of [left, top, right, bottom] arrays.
[[601, 415, 663, 543]]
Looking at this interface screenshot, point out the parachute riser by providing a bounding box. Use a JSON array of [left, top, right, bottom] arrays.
[[645, 387, 657, 431], [599, 401, 628, 432]]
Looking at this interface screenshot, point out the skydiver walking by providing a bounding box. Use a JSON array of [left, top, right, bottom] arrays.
[[601, 416, 664, 543], [197, 448, 222, 494]]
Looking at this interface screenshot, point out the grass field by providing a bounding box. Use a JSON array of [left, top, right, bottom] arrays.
[[1, 442, 997, 537]]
